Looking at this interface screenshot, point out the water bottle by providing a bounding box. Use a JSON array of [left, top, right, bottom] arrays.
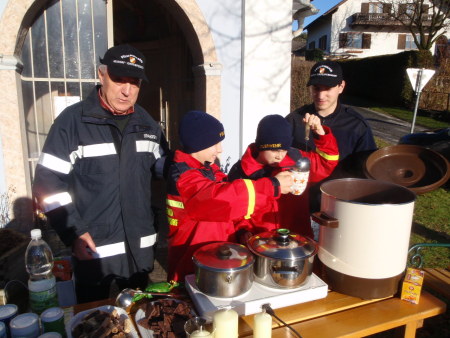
[[289, 158, 310, 195], [25, 229, 58, 314]]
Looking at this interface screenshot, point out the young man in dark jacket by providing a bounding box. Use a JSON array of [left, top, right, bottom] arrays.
[[286, 61, 377, 212], [166, 111, 293, 282], [228, 114, 338, 239], [33, 45, 169, 302]]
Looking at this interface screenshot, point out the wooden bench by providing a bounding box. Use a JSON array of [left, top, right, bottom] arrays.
[[423, 267, 450, 299], [408, 243, 450, 299]]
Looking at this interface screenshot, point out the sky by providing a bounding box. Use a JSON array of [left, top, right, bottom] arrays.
[[302, 0, 342, 29]]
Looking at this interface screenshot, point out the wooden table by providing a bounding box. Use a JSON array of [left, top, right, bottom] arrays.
[[70, 290, 446, 338], [238, 290, 446, 337]]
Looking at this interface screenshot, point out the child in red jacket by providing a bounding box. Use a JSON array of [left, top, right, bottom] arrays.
[[228, 114, 339, 240], [166, 111, 293, 282]]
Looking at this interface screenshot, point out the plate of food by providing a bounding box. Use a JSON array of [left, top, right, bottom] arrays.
[[135, 298, 196, 337], [67, 305, 139, 338]]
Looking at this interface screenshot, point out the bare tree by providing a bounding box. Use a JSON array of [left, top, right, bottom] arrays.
[[379, 0, 450, 50]]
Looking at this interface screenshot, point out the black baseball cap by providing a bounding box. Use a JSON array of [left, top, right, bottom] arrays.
[[99, 44, 148, 82], [307, 61, 343, 87]]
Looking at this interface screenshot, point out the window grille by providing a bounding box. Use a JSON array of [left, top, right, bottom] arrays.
[[20, 0, 109, 180]]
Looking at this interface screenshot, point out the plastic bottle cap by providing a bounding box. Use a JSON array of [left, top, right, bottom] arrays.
[[31, 229, 42, 239]]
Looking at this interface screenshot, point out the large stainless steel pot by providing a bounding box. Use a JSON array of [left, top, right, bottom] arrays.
[[192, 242, 254, 298], [312, 178, 416, 299], [247, 229, 318, 289]]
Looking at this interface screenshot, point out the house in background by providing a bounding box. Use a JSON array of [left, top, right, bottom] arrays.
[[305, 0, 448, 59], [0, 0, 317, 219]]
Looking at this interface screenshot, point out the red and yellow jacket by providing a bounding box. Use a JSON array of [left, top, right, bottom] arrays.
[[166, 150, 280, 282], [228, 125, 339, 237]]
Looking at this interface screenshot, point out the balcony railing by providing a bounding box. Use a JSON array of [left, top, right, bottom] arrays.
[[351, 12, 434, 27]]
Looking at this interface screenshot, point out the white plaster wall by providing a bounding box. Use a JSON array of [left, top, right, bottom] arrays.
[[196, 1, 242, 171], [241, 0, 293, 154], [196, 0, 294, 169]]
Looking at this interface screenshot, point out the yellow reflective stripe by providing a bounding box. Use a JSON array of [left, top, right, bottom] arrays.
[[316, 149, 339, 161], [167, 199, 184, 209], [166, 208, 174, 217], [168, 217, 178, 226], [243, 179, 256, 220]]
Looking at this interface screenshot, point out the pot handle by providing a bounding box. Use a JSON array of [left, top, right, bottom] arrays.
[[311, 211, 339, 228]]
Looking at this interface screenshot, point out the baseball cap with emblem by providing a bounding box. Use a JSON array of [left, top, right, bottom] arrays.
[[307, 60, 343, 87], [100, 44, 149, 82]]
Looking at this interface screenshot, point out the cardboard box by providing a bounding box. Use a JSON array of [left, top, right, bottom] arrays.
[[401, 268, 425, 304]]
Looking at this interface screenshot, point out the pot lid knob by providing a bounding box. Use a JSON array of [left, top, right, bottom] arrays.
[[275, 228, 291, 246], [217, 245, 232, 260]]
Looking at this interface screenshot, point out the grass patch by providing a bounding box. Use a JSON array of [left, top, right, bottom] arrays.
[[371, 107, 448, 130], [409, 187, 450, 269], [342, 95, 449, 130]]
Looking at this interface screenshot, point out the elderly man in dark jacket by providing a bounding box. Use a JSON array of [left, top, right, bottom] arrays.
[[33, 44, 169, 303]]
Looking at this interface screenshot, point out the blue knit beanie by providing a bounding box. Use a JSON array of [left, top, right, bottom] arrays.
[[255, 114, 293, 150], [179, 111, 225, 153]]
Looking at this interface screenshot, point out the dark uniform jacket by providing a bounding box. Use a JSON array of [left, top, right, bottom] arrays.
[[33, 87, 169, 286], [286, 102, 377, 212]]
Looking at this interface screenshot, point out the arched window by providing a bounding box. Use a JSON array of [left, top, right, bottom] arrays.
[[20, 0, 108, 180]]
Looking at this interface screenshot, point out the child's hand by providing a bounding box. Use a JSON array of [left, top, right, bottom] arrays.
[[303, 113, 325, 136], [275, 171, 294, 194]]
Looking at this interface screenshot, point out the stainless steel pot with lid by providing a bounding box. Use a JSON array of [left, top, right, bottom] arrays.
[[192, 242, 255, 298], [247, 229, 318, 289]]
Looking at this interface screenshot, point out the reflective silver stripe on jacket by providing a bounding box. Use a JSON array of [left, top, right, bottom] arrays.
[[70, 143, 117, 163], [135, 140, 161, 159], [88, 234, 158, 258], [39, 143, 117, 174], [140, 233, 157, 248], [42, 192, 72, 212], [38, 153, 72, 174], [90, 242, 126, 258]]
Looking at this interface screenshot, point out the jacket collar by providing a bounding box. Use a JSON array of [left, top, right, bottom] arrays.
[[241, 143, 296, 176], [173, 150, 219, 170], [81, 86, 150, 129]]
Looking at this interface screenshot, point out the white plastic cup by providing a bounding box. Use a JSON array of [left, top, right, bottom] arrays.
[[0, 321, 6, 338], [289, 170, 309, 195], [9, 313, 40, 338], [0, 304, 18, 337]]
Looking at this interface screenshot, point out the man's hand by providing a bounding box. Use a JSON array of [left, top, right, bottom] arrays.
[[72, 232, 97, 260], [275, 171, 294, 194], [304, 113, 325, 136]]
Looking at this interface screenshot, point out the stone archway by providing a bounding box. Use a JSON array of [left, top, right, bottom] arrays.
[[0, 0, 221, 198]]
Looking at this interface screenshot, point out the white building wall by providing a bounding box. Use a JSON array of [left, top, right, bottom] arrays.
[[306, 19, 330, 50], [241, 0, 293, 154], [309, 0, 444, 58], [196, 1, 242, 171]]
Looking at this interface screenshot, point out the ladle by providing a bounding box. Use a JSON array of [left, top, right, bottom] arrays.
[[115, 288, 175, 309]]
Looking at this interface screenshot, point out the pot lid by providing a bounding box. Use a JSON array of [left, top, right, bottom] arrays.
[[192, 242, 254, 271], [247, 229, 317, 260]]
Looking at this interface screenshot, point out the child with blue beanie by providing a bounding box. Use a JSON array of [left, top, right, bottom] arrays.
[[165, 110, 293, 282], [228, 114, 339, 240]]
